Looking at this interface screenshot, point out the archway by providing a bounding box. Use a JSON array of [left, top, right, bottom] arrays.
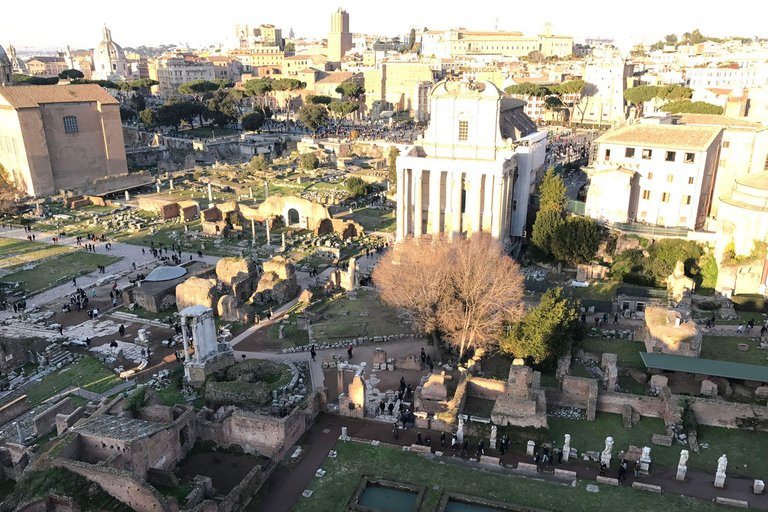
[[288, 208, 300, 226]]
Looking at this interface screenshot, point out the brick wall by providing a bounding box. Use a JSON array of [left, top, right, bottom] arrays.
[[547, 376, 598, 420], [0, 395, 30, 427], [597, 392, 666, 418], [49, 459, 176, 512], [467, 378, 506, 400], [219, 407, 306, 457]]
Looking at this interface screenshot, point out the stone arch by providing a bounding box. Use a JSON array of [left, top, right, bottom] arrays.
[[316, 218, 333, 236], [341, 223, 358, 240], [287, 208, 300, 225]]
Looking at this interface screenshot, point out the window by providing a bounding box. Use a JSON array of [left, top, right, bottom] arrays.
[[642, 149, 652, 159], [665, 151, 676, 162], [661, 192, 670, 203], [679, 216, 687, 224], [604, 149, 611, 160], [63, 116, 79, 134], [647, 172, 654, 180], [636, 302, 646, 312], [640, 211, 647, 218], [642, 190, 651, 200], [625, 147, 635, 158], [458, 120, 468, 141], [684, 153, 695, 164], [720, 159, 726, 167], [682, 195, 691, 205], [667, 174, 674, 183], [723, 141, 730, 148], [688, 177, 695, 185]]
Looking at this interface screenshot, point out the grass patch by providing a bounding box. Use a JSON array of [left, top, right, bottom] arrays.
[[548, 412, 768, 479], [700, 336, 768, 365], [268, 317, 310, 347], [293, 439, 729, 512], [578, 338, 647, 370], [24, 357, 123, 406], [570, 282, 620, 301], [0, 237, 73, 269], [0, 252, 121, 295]]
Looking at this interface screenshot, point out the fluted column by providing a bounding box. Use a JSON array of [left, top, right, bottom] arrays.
[[413, 169, 424, 237], [451, 171, 464, 237], [429, 170, 443, 236], [469, 174, 484, 235], [396, 166, 406, 240], [491, 176, 504, 238]]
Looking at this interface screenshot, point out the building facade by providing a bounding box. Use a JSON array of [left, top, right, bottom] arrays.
[[0, 46, 12, 86], [577, 59, 634, 127], [418, 25, 572, 60], [584, 117, 723, 230], [396, 79, 544, 242], [328, 8, 352, 67], [152, 56, 216, 98], [0, 85, 128, 197], [25, 57, 68, 76]]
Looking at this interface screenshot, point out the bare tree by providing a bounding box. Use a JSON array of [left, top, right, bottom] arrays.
[[373, 233, 524, 360]]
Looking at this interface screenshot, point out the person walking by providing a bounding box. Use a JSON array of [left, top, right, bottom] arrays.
[[310, 345, 316, 361], [618, 460, 628, 484], [416, 431, 423, 445], [393, 422, 399, 440], [347, 344, 353, 360], [451, 433, 458, 451], [461, 439, 468, 457], [634, 460, 641, 478], [440, 432, 446, 447], [599, 461, 607, 476]]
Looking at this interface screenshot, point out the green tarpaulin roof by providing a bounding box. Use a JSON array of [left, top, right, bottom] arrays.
[[641, 352, 768, 383]]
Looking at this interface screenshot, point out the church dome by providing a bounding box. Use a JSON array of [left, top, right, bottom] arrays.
[[0, 45, 10, 67], [95, 27, 126, 63]]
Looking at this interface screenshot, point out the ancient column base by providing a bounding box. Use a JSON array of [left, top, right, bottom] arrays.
[[714, 472, 726, 488], [676, 465, 687, 481]]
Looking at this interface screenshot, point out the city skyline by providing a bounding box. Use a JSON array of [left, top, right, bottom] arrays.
[[2, 0, 766, 52]]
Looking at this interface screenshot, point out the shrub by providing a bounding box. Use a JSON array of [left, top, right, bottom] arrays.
[[298, 153, 319, 170], [346, 176, 369, 197], [124, 386, 148, 413]]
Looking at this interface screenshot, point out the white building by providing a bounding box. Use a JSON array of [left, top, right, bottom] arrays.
[[577, 59, 634, 128], [584, 115, 723, 231], [396, 79, 545, 242], [92, 27, 132, 82]]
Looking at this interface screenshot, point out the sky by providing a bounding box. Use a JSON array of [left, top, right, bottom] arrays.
[[2, 0, 766, 53]]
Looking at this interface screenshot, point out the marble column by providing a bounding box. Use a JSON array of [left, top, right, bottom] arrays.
[[181, 322, 191, 361], [471, 175, 484, 235], [450, 172, 464, 237], [251, 218, 256, 244], [491, 176, 504, 238], [191, 320, 201, 363], [429, 170, 442, 236], [412, 169, 424, 237], [396, 167, 406, 240]]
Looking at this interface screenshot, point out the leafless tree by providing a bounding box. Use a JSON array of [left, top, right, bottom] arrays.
[[373, 233, 524, 360]]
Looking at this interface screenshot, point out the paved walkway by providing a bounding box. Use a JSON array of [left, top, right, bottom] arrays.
[[0, 226, 220, 317], [257, 414, 768, 511]]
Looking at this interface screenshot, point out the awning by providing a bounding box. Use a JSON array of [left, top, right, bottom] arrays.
[[641, 352, 768, 383]]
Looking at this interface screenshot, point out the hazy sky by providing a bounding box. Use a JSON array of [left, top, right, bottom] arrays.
[[2, 0, 765, 52]]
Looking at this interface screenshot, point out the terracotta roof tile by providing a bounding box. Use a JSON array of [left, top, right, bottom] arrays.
[[0, 84, 119, 109], [596, 124, 722, 151]]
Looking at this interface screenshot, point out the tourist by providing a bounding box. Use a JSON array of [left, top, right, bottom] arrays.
[[557, 448, 563, 464], [440, 432, 446, 447], [618, 460, 627, 484], [310, 345, 316, 361], [614, 314, 619, 324], [92, 289, 96, 298], [761, 325, 767, 337], [451, 433, 458, 450], [461, 439, 468, 457], [347, 344, 353, 360], [393, 422, 399, 440], [542, 446, 550, 466], [401, 412, 408, 430], [424, 435, 431, 447], [599, 461, 607, 476], [399, 377, 406, 394], [388, 402, 394, 416], [118, 324, 125, 336], [634, 461, 641, 478], [408, 411, 415, 429], [406, 384, 412, 399], [706, 318, 711, 328], [738, 323, 744, 333], [379, 400, 386, 414], [420, 347, 426, 368], [476, 440, 484, 458], [533, 452, 540, 471], [416, 431, 423, 445]]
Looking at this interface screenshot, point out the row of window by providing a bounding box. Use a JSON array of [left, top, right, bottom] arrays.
[[644, 173, 695, 184], [641, 190, 692, 205], [638, 212, 687, 225], [605, 147, 695, 163]]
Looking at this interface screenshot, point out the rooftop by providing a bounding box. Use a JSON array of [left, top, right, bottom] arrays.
[[677, 114, 763, 130], [641, 352, 768, 383], [596, 124, 722, 152], [74, 414, 168, 441], [315, 72, 360, 84], [145, 266, 187, 282], [735, 172, 768, 191], [0, 84, 119, 109]]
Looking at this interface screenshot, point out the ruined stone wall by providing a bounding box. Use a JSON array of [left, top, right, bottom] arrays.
[[176, 277, 219, 311], [466, 378, 507, 400], [213, 407, 307, 458], [77, 433, 129, 465], [546, 376, 598, 420], [0, 338, 46, 373], [596, 392, 666, 419], [33, 398, 74, 435], [218, 462, 275, 512], [716, 260, 765, 295], [0, 395, 30, 428], [688, 396, 768, 431], [48, 459, 176, 512]]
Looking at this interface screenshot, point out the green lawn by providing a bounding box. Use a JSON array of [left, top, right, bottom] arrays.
[[547, 412, 768, 479], [0, 252, 121, 295], [308, 289, 411, 345], [24, 357, 123, 406], [292, 439, 729, 512], [700, 336, 768, 366], [578, 338, 647, 370], [330, 207, 396, 233], [0, 238, 73, 269]]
